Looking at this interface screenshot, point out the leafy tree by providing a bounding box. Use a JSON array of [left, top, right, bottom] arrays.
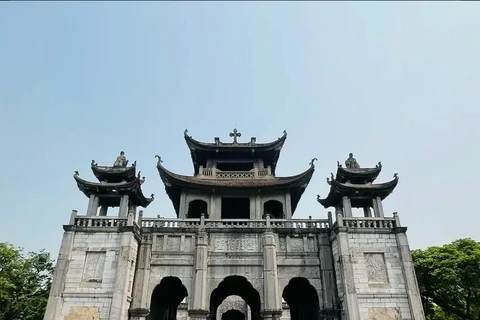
[[412, 238, 480, 320], [0, 242, 54, 320]]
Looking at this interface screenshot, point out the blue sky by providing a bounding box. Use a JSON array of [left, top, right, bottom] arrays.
[[1, 2, 479, 257]]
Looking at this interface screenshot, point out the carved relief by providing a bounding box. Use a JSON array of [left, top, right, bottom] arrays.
[[166, 236, 181, 251], [155, 235, 164, 251], [65, 306, 100, 320], [278, 236, 286, 251], [365, 253, 388, 284], [212, 235, 258, 252], [184, 236, 194, 252], [289, 238, 304, 252], [277, 266, 320, 279], [307, 237, 315, 252], [367, 307, 401, 320], [82, 252, 106, 282]]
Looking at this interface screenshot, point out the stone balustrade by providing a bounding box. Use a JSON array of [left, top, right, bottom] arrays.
[[338, 216, 397, 229], [74, 216, 129, 227], [198, 167, 270, 178]]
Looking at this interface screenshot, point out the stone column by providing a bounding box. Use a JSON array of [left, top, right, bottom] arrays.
[[284, 193, 292, 219], [109, 212, 138, 319], [394, 214, 425, 320], [180, 193, 187, 218], [256, 194, 262, 219], [99, 205, 108, 216], [43, 212, 77, 320], [262, 215, 282, 316], [190, 216, 209, 316], [335, 214, 360, 320], [363, 207, 372, 217], [317, 234, 337, 310], [129, 232, 153, 320], [118, 195, 129, 217], [342, 197, 352, 217], [375, 197, 384, 218], [87, 195, 99, 216]]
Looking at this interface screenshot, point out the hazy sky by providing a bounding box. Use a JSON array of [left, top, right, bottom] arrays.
[[1, 2, 479, 257]]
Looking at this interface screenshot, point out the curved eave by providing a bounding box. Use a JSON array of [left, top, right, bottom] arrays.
[[184, 131, 287, 152], [318, 177, 399, 208], [157, 162, 315, 215], [73, 175, 153, 208], [335, 166, 381, 184], [91, 164, 136, 183]]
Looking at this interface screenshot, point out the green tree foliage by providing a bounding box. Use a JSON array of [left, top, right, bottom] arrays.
[[412, 238, 480, 320], [0, 242, 54, 320]]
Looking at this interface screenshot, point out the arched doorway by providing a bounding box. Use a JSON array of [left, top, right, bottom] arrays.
[[264, 200, 284, 219], [222, 309, 245, 320], [188, 200, 208, 218], [209, 276, 261, 320], [149, 277, 188, 320], [282, 278, 320, 320]]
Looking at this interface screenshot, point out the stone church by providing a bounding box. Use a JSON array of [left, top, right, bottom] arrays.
[[43, 129, 425, 320]]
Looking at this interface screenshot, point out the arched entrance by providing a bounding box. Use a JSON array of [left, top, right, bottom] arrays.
[[222, 309, 245, 320], [263, 200, 284, 219], [188, 200, 208, 218], [149, 277, 188, 320], [209, 276, 261, 320], [282, 278, 320, 320]]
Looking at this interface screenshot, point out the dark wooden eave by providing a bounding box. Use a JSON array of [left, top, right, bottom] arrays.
[[318, 176, 399, 209], [157, 161, 314, 217], [91, 163, 137, 183], [73, 174, 154, 208], [184, 130, 287, 175], [335, 166, 382, 184]]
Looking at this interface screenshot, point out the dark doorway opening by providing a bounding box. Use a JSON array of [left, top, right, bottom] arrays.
[[221, 310, 245, 320], [209, 276, 261, 320], [221, 198, 250, 219], [187, 199, 208, 218], [149, 277, 188, 320], [263, 200, 284, 219], [282, 278, 320, 320], [216, 162, 254, 172]]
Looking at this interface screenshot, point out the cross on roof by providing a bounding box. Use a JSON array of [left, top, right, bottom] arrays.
[[229, 128, 241, 143]]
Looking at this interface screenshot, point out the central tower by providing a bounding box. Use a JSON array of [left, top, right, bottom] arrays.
[[157, 129, 314, 220]]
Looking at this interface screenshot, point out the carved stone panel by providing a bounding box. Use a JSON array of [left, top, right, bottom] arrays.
[[211, 234, 259, 252], [166, 236, 181, 251], [65, 306, 100, 320], [289, 237, 304, 252], [155, 235, 164, 251], [365, 253, 388, 284], [184, 236, 194, 252], [278, 236, 286, 252], [82, 251, 106, 282], [307, 237, 315, 252], [367, 307, 401, 320]]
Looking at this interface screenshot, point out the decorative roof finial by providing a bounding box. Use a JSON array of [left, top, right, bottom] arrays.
[[337, 161, 342, 168], [345, 153, 360, 169], [229, 128, 241, 144], [91, 160, 97, 167], [113, 151, 128, 168], [376, 162, 382, 168], [155, 155, 163, 166], [316, 194, 321, 202], [309, 158, 318, 167], [74, 171, 79, 176], [151, 194, 155, 200], [393, 173, 399, 179], [184, 129, 190, 138], [137, 171, 141, 179]]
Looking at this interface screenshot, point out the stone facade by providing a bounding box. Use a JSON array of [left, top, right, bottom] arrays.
[[44, 132, 426, 320]]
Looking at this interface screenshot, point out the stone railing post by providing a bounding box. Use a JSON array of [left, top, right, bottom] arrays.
[[265, 213, 271, 229], [336, 213, 343, 227], [138, 210, 144, 226], [127, 211, 134, 226], [327, 211, 333, 228], [69, 210, 78, 225], [393, 212, 401, 227]]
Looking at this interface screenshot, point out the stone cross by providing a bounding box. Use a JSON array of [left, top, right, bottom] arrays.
[[229, 128, 241, 143]]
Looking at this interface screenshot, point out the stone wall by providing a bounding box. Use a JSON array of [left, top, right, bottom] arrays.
[[332, 231, 412, 320], [53, 232, 138, 320]]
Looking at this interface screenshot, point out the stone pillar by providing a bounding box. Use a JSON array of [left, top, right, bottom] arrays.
[[394, 214, 426, 320], [109, 212, 138, 319], [129, 233, 153, 320], [118, 195, 129, 217], [262, 215, 282, 314], [317, 234, 337, 310], [210, 194, 216, 219], [190, 219, 209, 313], [363, 207, 372, 217], [284, 193, 292, 219], [99, 205, 108, 216], [342, 197, 352, 217], [375, 197, 384, 218], [180, 192, 187, 218], [43, 220, 76, 320], [87, 195, 99, 216], [335, 213, 360, 320], [255, 194, 262, 219]]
